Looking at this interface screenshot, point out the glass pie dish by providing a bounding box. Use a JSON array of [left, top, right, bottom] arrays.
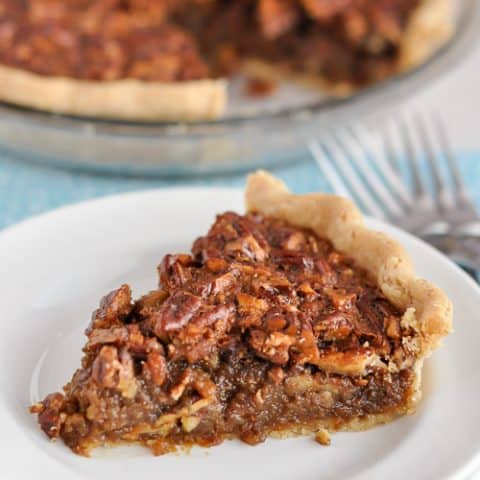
[[0, 0, 478, 177]]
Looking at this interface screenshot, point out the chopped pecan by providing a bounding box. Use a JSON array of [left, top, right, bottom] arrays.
[[181, 416, 200, 433], [171, 304, 235, 363], [31, 393, 65, 439], [143, 351, 167, 386], [301, 0, 353, 21], [159, 254, 194, 290], [225, 234, 268, 262], [314, 312, 353, 341], [314, 349, 379, 375], [91, 346, 137, 398], [370, 7, 404, 45], [314, 258, 337, 285], [62, 413, 89, 438], [297, 282, 316, 296], [280, 231, 306, 251], [355, 294, 391, 354], [149, 291, 203, 337], [293, 317, 320, 365], [169, 369, 216, 401], [315, 391, 334, 409], [267, 366, 285, 384], [327, 251, 343, 266], [265, 313, 287, 331], [254, 387, 266, 406], [205, 257, 228, 273], [340, 7, 369, 44], [251, 273, 291, 297], [87, 285, 132, 334], [257, 0, 300, 39], [284, 374, 315, 394], [384, 315, 401, 339], [135, 289, 169, 318], [314, 429, 331, 446], [325, 288, 356, 310], [211, 271, 238, 295], [273, 250, 314, 271], [85, 323, 163, 359], [249, 329, 295, 365], [237, 292, 269, 313], [249, 305, 321, 365], [85, 326, 129, 350]]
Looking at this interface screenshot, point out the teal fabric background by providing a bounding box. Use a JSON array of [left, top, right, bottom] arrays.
[[1, 151, 479, 230]]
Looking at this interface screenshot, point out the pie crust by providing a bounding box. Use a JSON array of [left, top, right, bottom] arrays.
[[246, 171, 453, 358], [0, 0, 452, 121], [0, 65, 226, 121], [247, 171, 452, 413], [30, 171, 452, 454]]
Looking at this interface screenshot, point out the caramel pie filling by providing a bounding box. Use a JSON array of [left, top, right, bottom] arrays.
[[31, 212, 419, 455], [1, 0, 421, 86]]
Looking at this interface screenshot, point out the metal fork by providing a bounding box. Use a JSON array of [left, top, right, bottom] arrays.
[[309, 112, 480, 277]]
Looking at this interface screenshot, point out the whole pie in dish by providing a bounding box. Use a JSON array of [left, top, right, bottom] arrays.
[[30, 171, 452, 455], [0, 0, 452, 121]]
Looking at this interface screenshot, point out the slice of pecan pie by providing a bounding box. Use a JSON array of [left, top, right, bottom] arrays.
[[30, 171, 452, 455]]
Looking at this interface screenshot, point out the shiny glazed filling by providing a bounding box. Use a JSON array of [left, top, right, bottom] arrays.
[[0, 0, 419, 85], [31, 212, 418, 455]]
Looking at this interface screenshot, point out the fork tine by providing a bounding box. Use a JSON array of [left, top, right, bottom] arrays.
[[414, 113, 451, 210], [308, 140, 353, 200], [396, 115, 432, 207], [432, 113, 474, 207], [350, 124, 413, 208], [320, 135, 386, 219], [334, 129, 403, 217], [377, 121, 401, 173]]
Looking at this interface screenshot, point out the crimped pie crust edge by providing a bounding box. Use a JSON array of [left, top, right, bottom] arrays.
[[245, 170, 453, 362]]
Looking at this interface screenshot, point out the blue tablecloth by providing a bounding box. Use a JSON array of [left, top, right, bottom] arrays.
[[1, 151, 479, 230]]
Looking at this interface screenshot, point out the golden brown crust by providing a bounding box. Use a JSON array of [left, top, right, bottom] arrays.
[[0, 64, 227, 121], [245, 171, 453, 363], [399, 0, 454, 70]]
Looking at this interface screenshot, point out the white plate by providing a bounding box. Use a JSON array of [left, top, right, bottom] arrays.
[[1, 188, 479, 480]]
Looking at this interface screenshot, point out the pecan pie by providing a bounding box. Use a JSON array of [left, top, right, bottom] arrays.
[[0, 0, 452, 120], [30, 171, 452, 455]]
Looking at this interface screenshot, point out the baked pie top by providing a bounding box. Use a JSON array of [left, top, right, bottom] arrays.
[[30, 171, 452, 455], [0, 1, 208, 82], [0, 0, 452, 120]]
